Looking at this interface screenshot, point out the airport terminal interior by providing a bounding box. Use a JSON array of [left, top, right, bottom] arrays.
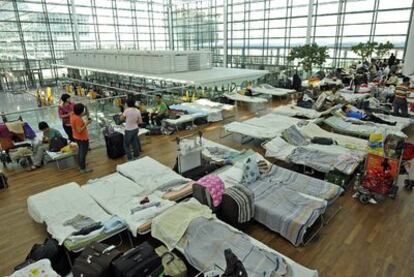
[[1, 0, 414, 276]]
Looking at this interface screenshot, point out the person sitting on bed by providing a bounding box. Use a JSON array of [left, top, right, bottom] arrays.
[[244, 82, 254, 96], [341, 105, 396, 126], [150, 94, 168, 126], [32, 122, 63, 170]]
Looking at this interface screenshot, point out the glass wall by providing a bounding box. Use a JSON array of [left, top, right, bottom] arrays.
[[171, 0, 414, 70], [1, 0, 413, 91], [0, 0, 169, 91]]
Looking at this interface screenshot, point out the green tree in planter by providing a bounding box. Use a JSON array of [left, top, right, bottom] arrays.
[[351, 41, 378, 61], [376, 41, 394, 59], [287, 43, 329, 76]]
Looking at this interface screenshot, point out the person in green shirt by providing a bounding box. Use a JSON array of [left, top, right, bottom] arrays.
[[151, 94, 169, 125], [32, 121, 63, 170]]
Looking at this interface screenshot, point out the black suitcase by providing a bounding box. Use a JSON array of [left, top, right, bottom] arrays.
[[104, 131, 125, 159], [72, 243, 122, 277], [220, 185, 255, 226], [112, 242, 163, 277]]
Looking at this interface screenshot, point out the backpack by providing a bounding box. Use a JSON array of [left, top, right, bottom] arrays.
[[48, 136, 68, 152], [24, 238, 71, 276], [222, 249, 247, 277]]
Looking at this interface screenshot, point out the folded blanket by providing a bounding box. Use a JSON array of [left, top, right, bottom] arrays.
[[152, 202, 213, 250], [182, 217, 289, 276]]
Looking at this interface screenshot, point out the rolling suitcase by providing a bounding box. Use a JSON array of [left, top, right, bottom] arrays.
[[104, 131, 125, 159], [112, 242, 163, 277], [72, 243, 122, 277], [220, 185, 255, 226]]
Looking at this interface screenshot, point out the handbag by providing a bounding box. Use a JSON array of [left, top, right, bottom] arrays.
[[48, 136, 68, 152], [155, 246, 187, 277]]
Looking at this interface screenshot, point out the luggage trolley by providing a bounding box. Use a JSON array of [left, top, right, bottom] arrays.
[[174, 131, 219, 179], [353, 133, 404, 204]]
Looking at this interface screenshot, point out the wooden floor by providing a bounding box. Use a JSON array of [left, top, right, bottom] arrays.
[[1, 100, 414, 276]]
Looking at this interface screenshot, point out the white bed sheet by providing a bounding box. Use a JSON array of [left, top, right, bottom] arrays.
[[224, 114, 302, 140], [117, 156, 190, 193], [224, 92, 268, 103], [83, 173, 175, 236], [27, 182, 112, 244], [201, 138, 241, 162], [264, 137, 364, 175], [194, 99, 234, 111], [272, 105, 322, 119], [338, 92, 370, 103], [224, 121, 281, 139], [254, 86, 288, 96], [373, 113, 413, 129], [164, 114, 204, 125], [299, 122, 367, 152]]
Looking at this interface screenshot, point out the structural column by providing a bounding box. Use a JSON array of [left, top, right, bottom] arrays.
[[306, 0, 314, 45], [70, 0, 81, 50], [167, 0, 174, 50], [223, 0, 228, 67], [403, 8, 414, 76]]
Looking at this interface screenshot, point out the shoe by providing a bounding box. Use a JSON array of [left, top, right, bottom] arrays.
[[368, 198, 378, 204], [80, 168, 93, 173]]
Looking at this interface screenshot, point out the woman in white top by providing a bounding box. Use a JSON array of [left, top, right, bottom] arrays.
[[120, 98, 143, 160]]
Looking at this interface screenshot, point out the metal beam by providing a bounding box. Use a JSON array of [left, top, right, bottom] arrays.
[[306, 0, 314, 45], [223, 0, 228, 68], [12, 0, 34, 88]]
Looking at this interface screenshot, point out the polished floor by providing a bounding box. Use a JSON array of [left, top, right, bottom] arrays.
[[1, 100, 414, 276]]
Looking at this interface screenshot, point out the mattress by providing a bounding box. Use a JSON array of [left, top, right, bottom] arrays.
[[194, 98, 234, 111], [161, 200, 319, 277], [27, 183, 116, 245], [373, 113, 413, 129], [223, 92, 268, 103], [259, 84, 296, 94], [82, 173, 175, 236], [164, 114, 206, 125], [224, 121, 280, 140], [224, 114, 302, 140], [299, 122, 366, 151], [338, 92, 370, 103], [170, 102, 222, 122], [272, 105, 322, 119], [117, 156, 191, 193], [324, 116, 406, 138], [215, 152, 342, 245], [264, 136, 364, 175], [201, 138, 241, 162], [254, 86, 289, 96]]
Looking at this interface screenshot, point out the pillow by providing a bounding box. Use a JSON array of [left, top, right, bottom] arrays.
[[242, 157, 260, 185]]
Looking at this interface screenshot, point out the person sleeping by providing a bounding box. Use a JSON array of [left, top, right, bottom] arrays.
[[341, 105, 396, 126]]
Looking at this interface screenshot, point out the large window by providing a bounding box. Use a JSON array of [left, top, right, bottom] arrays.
[[0, 0, 169, 89], [171, 0, 414, 70]]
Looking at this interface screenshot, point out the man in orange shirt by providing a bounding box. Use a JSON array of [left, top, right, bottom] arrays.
[[70, 103, 93, 173]]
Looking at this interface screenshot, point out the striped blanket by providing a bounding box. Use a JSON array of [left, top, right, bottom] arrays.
[[243, 166, 342, 246]]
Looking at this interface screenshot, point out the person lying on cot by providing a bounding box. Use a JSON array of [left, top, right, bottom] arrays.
[[341, 105, 396, 126]]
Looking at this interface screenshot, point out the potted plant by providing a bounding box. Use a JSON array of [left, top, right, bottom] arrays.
[[375, 41, 394, 59], [287, 43, 329, 78], [351, 41, 378, 61]]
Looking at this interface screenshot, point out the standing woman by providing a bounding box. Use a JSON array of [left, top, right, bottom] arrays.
[[70, 103, 93, 173], [121, 98, 143, 160], [58, 94, 75, 141]]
